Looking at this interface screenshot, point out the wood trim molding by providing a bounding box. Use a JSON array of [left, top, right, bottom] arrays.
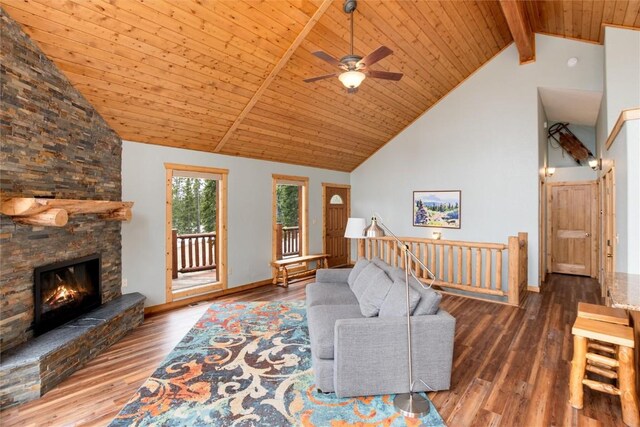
[[605, 108, 640, 150], [145, 278, 272, 316], [164, 163, 229, 304], [528, 285, 541, 293], [498, 0, 535, 64], [213, 0, 333, 153], [272, 174, 309, 263], [164, 163, 229, 175]]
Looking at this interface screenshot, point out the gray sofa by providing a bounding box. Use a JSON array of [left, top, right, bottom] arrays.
[[306, 257, 456, 398]]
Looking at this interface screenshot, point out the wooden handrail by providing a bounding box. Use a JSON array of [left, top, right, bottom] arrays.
[[358, 233, 528, 306], [605, 108, 640, 150]]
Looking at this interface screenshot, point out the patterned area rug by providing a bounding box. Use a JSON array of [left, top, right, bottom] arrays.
[[110, 301, 445, 426]]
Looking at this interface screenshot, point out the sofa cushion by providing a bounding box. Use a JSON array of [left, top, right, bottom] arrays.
[[306, 282, 358, 307], [392, 269, 442, 315], [372, 257, 396, 278], [351, 262, 386, 300], [307, 304, 363, 359], [378, 278, 421, 317], [347, 258, 370, 288], [357, 268, 394, 317]]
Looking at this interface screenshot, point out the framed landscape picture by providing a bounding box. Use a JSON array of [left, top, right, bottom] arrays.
[[413, 190, 461, 229]]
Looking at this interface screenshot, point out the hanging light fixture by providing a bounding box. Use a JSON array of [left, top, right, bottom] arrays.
[[338, 70, 366, 89]]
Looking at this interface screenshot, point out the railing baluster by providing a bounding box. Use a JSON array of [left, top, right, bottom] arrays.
[[422, 243, 428, 279], [447, 245, 453, 283], [414, 242, 420, 276], [430, 244, 436, 277], [438, 245, 444, 280], [386, 240, 392, 264], [485, 249, 492, 289], [496, 250, 503, 290], [475, 248, 482, 287], [193, 237, 200, 267], [456, 247, 462, 284], [466, 247, 472, 285]]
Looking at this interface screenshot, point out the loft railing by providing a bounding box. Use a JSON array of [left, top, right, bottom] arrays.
[[171, 230, 216, 279], [359, 232, 528, 306], [276, 224, 300, 259]]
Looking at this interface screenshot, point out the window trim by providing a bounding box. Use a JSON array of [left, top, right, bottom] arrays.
[[164, 163, 228, 303]]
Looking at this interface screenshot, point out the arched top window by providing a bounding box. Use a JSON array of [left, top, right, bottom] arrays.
[[329, 194, 344, 205]]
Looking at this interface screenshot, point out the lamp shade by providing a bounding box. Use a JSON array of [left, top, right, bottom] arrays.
[[344, 217, 366, 239], [364, 217, 386, 238], [338, 70, 366, 89]]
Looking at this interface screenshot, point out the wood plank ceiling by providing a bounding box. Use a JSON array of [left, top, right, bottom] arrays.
[[3, 0, 640, 172]]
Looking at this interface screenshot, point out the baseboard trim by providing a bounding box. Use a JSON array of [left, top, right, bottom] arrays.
[[527, 285, 541, 293], [144, 278, 273, 316]]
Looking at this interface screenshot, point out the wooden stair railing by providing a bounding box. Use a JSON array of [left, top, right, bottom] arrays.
[[358, 232, 528, 306]]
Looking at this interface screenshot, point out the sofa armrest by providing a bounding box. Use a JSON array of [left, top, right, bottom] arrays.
[[315, 268, 351, 283], [333, 311, 455, 398]]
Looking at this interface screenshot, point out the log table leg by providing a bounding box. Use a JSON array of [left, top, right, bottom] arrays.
[[618, 345, 640, 427], [282, 267, 289, 288], [570, 335, 587, 409]]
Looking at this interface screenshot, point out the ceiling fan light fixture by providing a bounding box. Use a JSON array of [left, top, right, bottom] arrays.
[[338, 70, 366, 89]]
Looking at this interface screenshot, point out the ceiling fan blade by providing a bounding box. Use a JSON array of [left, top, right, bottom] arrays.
[[357, 46, 393, 68], [366, 70, 403, 81], [312, 51, 344, 69], [303, 73, 337, 83]]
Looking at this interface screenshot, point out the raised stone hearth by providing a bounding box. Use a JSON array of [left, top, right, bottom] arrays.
[[0, 293, 145, 409]]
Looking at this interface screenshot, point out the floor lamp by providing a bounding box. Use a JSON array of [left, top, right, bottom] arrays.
[[363, 216, 436, 418]]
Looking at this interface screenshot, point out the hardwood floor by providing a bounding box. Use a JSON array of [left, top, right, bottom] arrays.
[[0, 274, 625, 426]]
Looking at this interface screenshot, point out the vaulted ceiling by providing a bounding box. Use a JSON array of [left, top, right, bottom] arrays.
[[3, 1, 639, 172]]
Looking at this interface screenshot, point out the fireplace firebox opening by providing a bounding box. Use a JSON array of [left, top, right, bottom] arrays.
[[34, 254, 102, 336]]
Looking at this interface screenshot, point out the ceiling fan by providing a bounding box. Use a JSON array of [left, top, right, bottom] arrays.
[[303, 0, 403, 94]]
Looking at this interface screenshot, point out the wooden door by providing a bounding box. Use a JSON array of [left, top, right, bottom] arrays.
[[324, 186, 349, 267], [602, 169, 615, 276], [550, 182, 597, 276]]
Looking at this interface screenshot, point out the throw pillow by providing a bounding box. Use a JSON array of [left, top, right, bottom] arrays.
[[392, 268, 441, 315], [350, 262, 383, 300], [348, 258, 370, 288], [379, 278, 421, 317], [357, 267, 394, 317]]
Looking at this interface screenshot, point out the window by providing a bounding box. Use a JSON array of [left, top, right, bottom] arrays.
[[272, 174, 308, 261], [165, 163, 228, 302], [329, 194, 344, 205]]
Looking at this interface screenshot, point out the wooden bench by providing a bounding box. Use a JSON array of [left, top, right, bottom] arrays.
[[271, 254, 329, 288]]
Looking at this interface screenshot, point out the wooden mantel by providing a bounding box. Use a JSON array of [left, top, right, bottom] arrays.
[[0, 196, 133, 227]]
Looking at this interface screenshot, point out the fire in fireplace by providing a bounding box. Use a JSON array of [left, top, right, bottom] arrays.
[[34, 254, 101, 336]]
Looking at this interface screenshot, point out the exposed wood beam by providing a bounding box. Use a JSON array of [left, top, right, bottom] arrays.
[[213, 0, 334, 152], [499, 0, 535, 64]]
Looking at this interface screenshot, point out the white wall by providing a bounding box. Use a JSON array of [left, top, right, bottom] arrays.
[[351, 34, 604, 288], [598, 26, 640, 274], [604, 27, 640, 133], [602, 121, 640, 274], [122, 141, 349, 307]]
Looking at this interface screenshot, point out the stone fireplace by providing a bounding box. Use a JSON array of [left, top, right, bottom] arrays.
[[0, 9, 145, 409]]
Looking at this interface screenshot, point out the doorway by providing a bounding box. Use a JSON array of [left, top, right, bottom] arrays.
[[322, 184, 350, 267], [272, 174, 308, 262], [547, 181, 598, 277], [165, 163, 228, 302]]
